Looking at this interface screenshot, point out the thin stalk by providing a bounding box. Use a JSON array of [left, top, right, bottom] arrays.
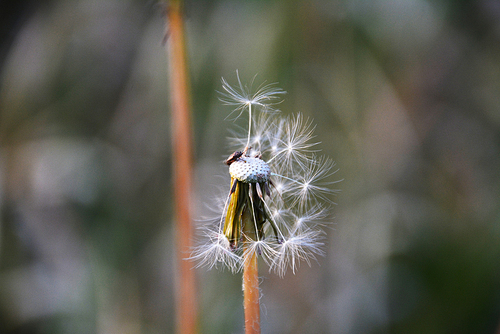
[[246, 103, 252, 149], [165, 1, 197, 333], [242, 210, 261, 334]]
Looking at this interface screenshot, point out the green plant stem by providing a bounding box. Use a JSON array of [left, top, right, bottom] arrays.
[[165, 1, 197, 333]]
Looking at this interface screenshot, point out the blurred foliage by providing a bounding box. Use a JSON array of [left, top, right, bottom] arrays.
[[1, 0, 500, 333]]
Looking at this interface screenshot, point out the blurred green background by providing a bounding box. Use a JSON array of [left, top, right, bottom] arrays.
[[1, 0, 500, 333]]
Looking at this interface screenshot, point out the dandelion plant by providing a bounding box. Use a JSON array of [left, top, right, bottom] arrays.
[[192, 72, 339, 333]]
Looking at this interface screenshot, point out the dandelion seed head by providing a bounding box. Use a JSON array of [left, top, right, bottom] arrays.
[[193, 73, 339, 277], [229, 156, 271, 183]]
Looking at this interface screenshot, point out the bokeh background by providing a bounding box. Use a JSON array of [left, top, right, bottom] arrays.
[[1, 0, 500, 333]]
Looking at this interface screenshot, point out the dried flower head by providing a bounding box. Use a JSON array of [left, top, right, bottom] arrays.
[[192, 72, 339, 277]]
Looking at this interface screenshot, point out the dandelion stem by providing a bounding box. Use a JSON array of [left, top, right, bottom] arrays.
[[243, 250, 260, 334], [165, 1, 197, 333], [242, 209, 261, 334]]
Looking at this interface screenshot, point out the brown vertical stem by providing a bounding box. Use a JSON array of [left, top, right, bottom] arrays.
[[243, 250, 261, 334], [242, 210, 261, 334], [165, 1, 197, 333]]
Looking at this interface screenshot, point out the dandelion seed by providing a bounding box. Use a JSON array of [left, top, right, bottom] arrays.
[[193, 73, 339, 276], [267, 113, 318, 170], [270, 228, 325, 277], [288, 155, 340, 209], [190, 230, 242, 272], [219, 71, 286, 114], [243, 239, 278, 267]]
